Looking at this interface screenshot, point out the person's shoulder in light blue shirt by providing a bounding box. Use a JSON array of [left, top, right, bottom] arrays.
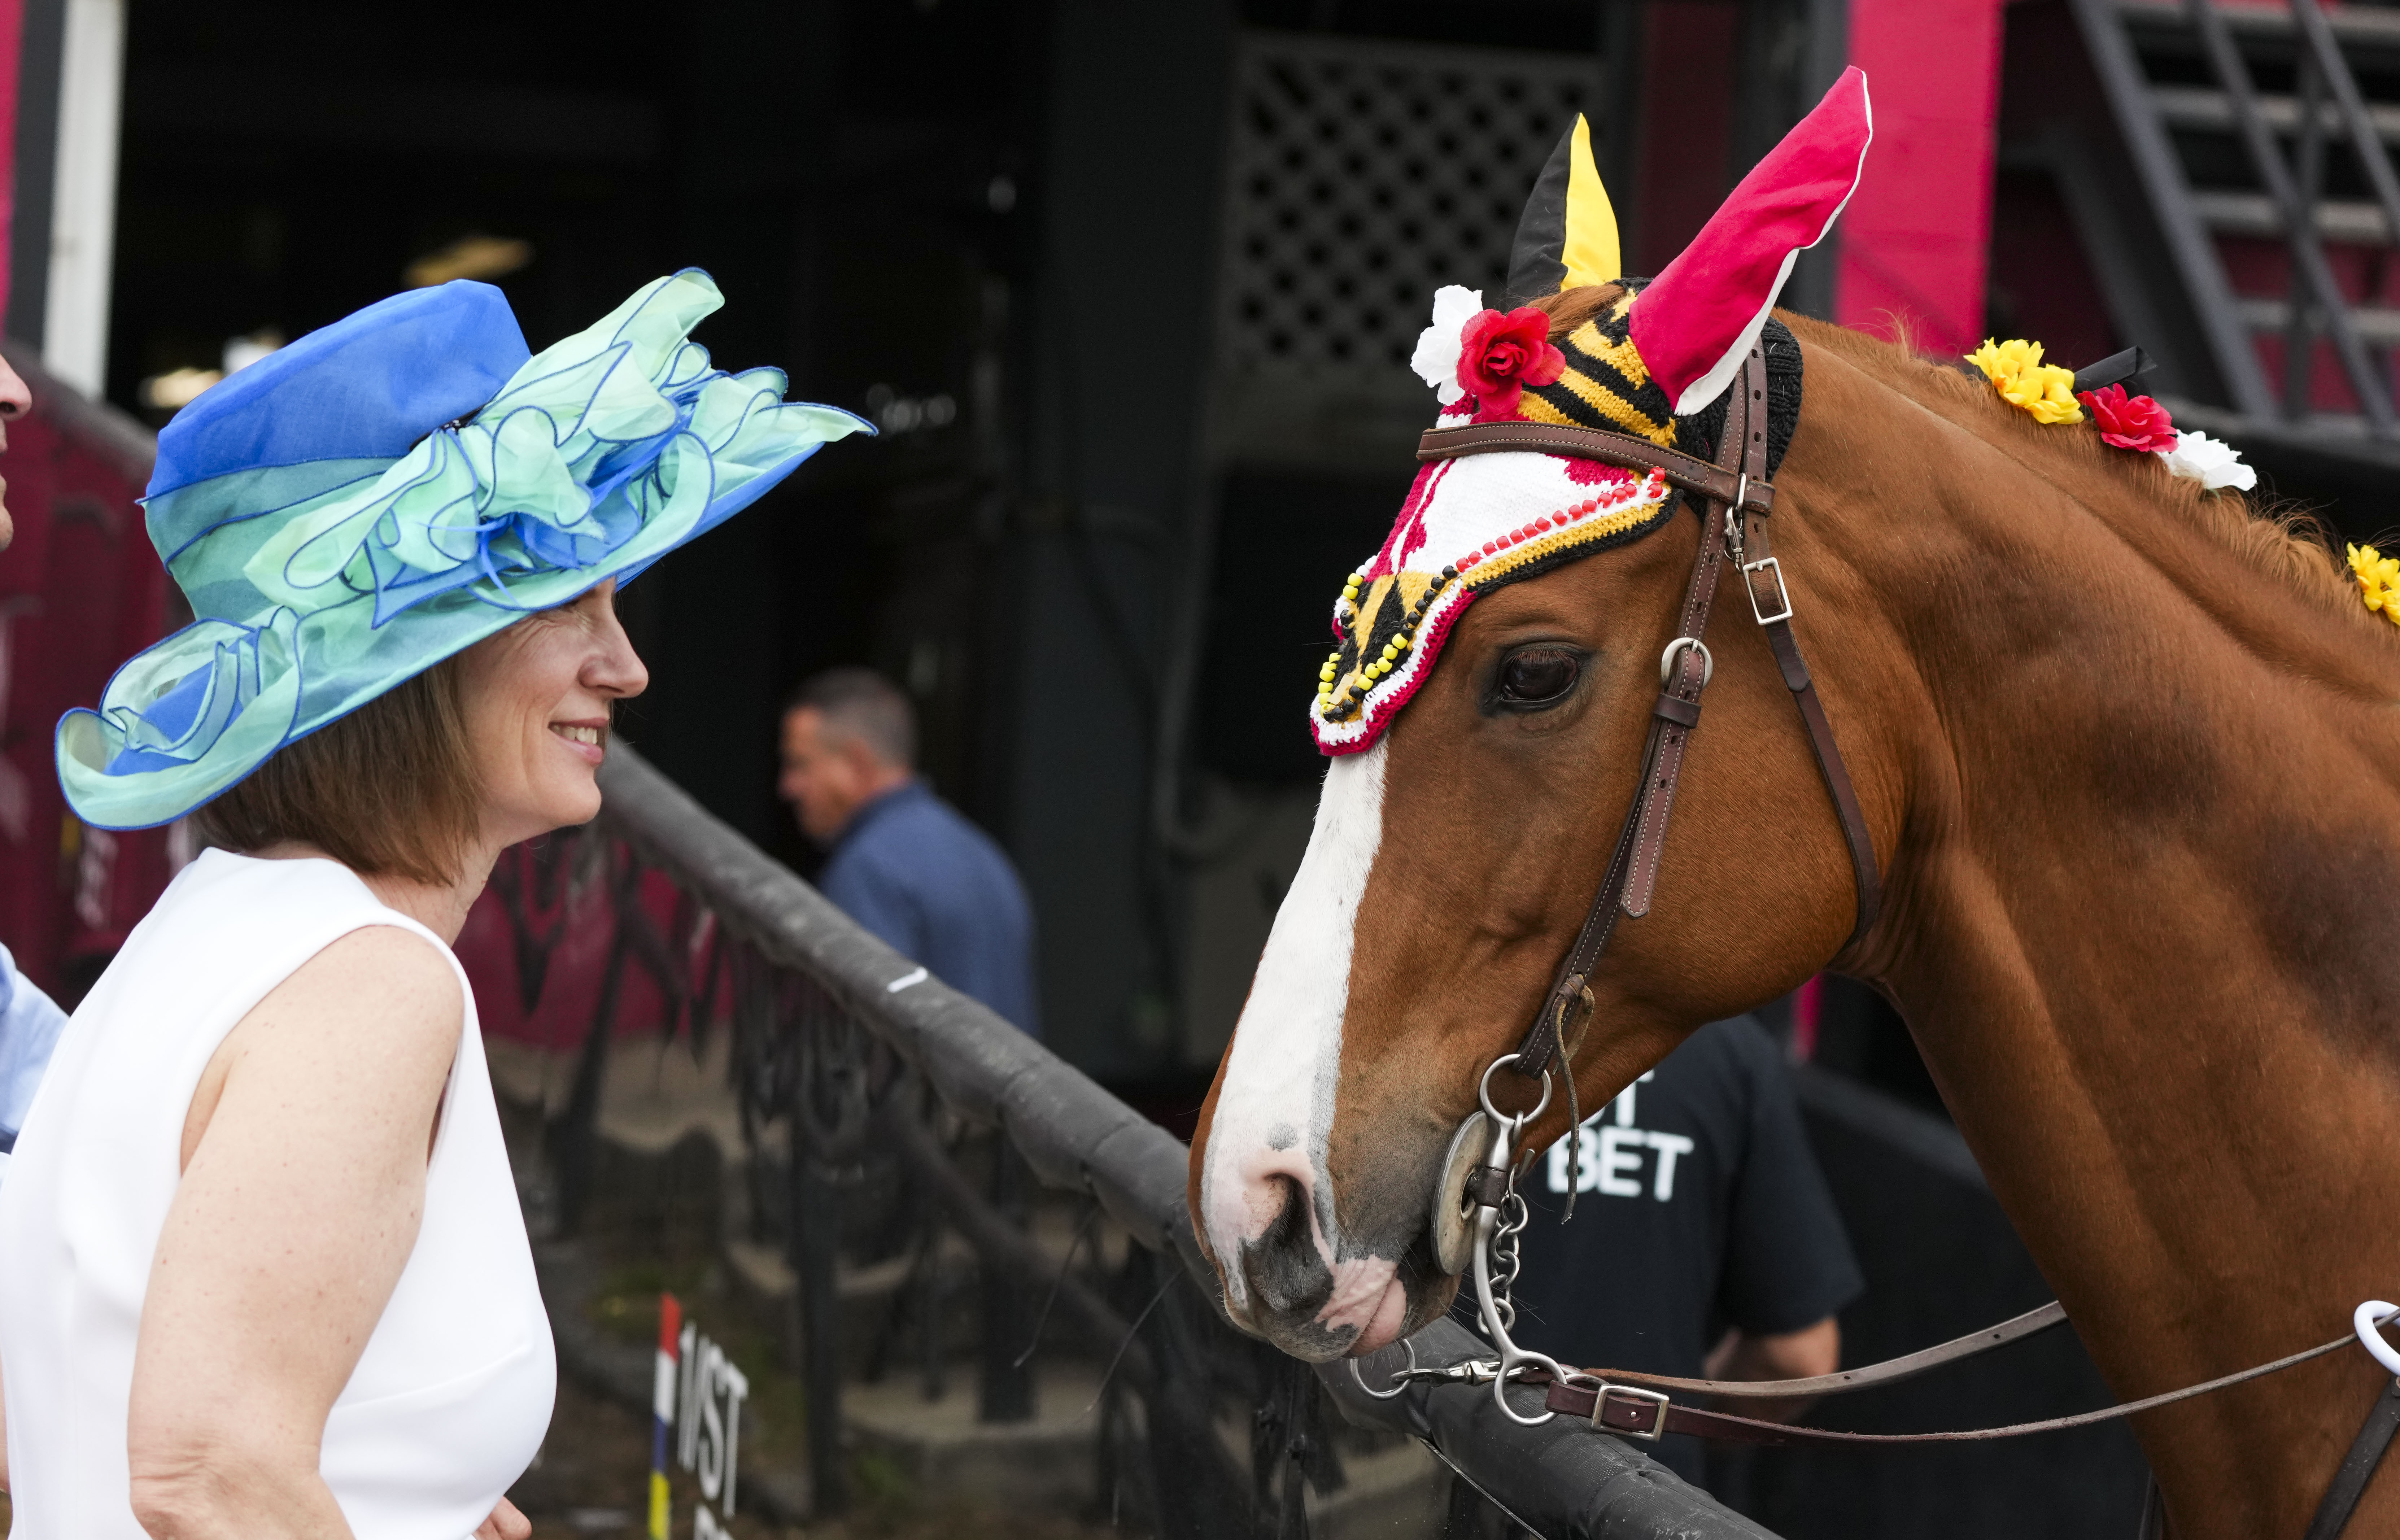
[[818, 781, 1040, 1037], [0, 940, 71, 1182]]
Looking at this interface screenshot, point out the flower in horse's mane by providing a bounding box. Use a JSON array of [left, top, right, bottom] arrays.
[[1458, 307, 1567, 420], [1966, 338, 2083, 425], [2156, 428, 2257, 492], [2075, 384, 2178, 453], [1410, 286, 1485, 406], [2351, 544, 2400, 627]]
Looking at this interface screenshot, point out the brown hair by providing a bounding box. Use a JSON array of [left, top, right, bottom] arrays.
[[191, 655, 481, 884]]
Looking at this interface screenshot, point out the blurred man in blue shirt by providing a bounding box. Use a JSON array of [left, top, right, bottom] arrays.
[[777, 668, 1039, 1036]]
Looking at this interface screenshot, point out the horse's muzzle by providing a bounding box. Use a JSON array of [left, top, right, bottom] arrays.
[[1217, 1174, 1449, 1361], [1224, 1175, 1362, 1358]]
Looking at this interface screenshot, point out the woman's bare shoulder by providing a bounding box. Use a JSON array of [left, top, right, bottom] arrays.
[[259, 925, 463, 1052], [182, 925, 463, 1169]]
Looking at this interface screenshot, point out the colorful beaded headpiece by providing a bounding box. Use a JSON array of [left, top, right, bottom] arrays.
[[1311, 71, 1869, 754]]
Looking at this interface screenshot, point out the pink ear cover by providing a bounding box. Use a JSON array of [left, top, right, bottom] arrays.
[[1630, 66, 1872, 416]]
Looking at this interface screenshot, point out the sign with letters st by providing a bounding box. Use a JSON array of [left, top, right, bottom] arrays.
[[650, 1293, 752, 1539]]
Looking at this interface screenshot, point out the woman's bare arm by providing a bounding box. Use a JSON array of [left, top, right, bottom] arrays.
[[126, 926, 462, 1540]]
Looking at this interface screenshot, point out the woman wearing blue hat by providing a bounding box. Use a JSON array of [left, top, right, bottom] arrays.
[[0, 272, 866, 1535]]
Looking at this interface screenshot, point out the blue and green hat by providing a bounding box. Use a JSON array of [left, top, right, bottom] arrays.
[[57, 269, 870, 831]]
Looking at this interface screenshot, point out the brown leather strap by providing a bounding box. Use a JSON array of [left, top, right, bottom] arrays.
[[2304, 1378, 2400, 1540], [1747, 555, 1883, 947], [1508, 345, 1883, 1081], [1619, 359, 1776, 922], [1588, 1300, 2067, 1401], [1508, 352, 1759, 1079], [1619, 510, 1731, 921], [1418, 420, 1777, 518], [1542, 1323, 2366, 1447]]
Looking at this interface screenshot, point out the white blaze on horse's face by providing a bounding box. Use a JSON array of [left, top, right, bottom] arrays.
[[1200, 740, 1400, 1356]]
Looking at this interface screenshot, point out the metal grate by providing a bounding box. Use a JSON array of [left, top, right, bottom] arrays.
[[2072, 0, 2400, 438], [1213, 32, 1597, 431], [531, 745, 1778, 1538]]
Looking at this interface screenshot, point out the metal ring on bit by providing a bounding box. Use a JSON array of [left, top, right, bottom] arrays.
[[1348, 1336, 1418, 1400], [1477, 1053, 1554, 1128]]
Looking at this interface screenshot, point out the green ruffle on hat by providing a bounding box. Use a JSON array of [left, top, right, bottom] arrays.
[[58, 269, 870, 830]]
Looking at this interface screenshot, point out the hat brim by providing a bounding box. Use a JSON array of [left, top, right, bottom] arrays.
[[56, 441, 839, 832], [58, 271, 870, 832]]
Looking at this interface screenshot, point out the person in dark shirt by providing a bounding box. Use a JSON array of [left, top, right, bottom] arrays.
[[777, 667, 1039, 1036], [1498, 1013, 1862, 1486]]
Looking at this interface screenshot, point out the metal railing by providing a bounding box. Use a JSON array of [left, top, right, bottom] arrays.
[[2075, 0, 2400, 437], [516, 742, 1779, 1539]]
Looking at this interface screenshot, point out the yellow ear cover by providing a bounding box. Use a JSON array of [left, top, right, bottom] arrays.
[[1560, 115, 1620, 290]]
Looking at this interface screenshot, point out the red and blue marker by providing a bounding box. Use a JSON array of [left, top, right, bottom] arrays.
[[650, 1293, 682, 1540]]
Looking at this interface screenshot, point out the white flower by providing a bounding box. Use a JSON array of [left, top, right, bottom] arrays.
[[1409, 285, 1485, 405], [2156, 428, 2257, 492]]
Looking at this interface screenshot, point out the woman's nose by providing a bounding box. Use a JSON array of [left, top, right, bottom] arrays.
[[584, 582, 650, 698], [0, 356, 32, 423], [592, 628, 649, 699]]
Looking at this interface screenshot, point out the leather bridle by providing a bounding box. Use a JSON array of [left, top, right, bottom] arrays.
[[1391, 349, 2400, 1537], [1418, 345, 1879, 1122]]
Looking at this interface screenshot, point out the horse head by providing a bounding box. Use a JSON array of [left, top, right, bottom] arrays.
[[1189, 71, 1880, 1359]]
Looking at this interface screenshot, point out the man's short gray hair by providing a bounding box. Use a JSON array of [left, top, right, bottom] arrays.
[[786, 667, 917, 769]]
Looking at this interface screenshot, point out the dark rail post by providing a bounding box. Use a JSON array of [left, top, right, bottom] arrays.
[[547, 926, 626, 1235], [790, 1152, 848, 1515], [978, 1138, 1037, 1422]]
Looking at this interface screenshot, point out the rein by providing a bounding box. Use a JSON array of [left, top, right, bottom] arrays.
[[1386, 351, 2400, 1536]]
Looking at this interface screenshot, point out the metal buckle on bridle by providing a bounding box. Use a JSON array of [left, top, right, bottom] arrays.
[[1742, 556, 1794, 627], [1722, 475, 1752, 566], [1659, 636, 1713, 688], [1589, 1382, 1673, 1440]]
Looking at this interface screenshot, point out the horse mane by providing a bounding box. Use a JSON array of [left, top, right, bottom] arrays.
[[1531, 285, 2375, 638], [1784, 314, 2381, 638]]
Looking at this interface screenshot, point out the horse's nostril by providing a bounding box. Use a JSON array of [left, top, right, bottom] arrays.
[[1240, 1174, 1333, 1317]]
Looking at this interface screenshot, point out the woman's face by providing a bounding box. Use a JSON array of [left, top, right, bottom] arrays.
[[454, 579, 649, 851]]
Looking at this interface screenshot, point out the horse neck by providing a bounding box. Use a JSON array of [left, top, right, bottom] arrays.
[[1781, 354, 2400, 1532]]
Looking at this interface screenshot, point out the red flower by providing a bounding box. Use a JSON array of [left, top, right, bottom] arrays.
[[2076, 384, 2177, 453], [1458, 307, 1568, 421]]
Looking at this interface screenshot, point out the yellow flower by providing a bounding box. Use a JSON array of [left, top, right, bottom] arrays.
[[2350, 544, 2400, 627], [1966, 338, 2085, 426]]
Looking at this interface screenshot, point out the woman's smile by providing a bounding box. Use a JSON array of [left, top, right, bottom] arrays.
[[547, 720, 608, 763]]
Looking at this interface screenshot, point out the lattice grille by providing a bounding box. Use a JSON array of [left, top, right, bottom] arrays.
[[1215, 32, 1599, 389]]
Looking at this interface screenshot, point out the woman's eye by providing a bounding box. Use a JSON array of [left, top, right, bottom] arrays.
[[1498, 648, 1580, 706]]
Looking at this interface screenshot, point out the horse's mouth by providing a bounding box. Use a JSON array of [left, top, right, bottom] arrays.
[[1349, 1271, 1415, 1356], [1222, 1218, 1454, 1362]]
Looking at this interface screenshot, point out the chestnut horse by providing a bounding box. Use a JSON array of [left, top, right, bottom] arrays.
[[1188, 301, 2400, 1536]]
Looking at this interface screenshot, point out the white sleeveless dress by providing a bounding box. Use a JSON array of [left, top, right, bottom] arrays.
[[0, 850, 555, 1537]]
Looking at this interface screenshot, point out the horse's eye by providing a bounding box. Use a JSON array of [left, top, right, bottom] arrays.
[[1498, 647, 1580, 706]]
